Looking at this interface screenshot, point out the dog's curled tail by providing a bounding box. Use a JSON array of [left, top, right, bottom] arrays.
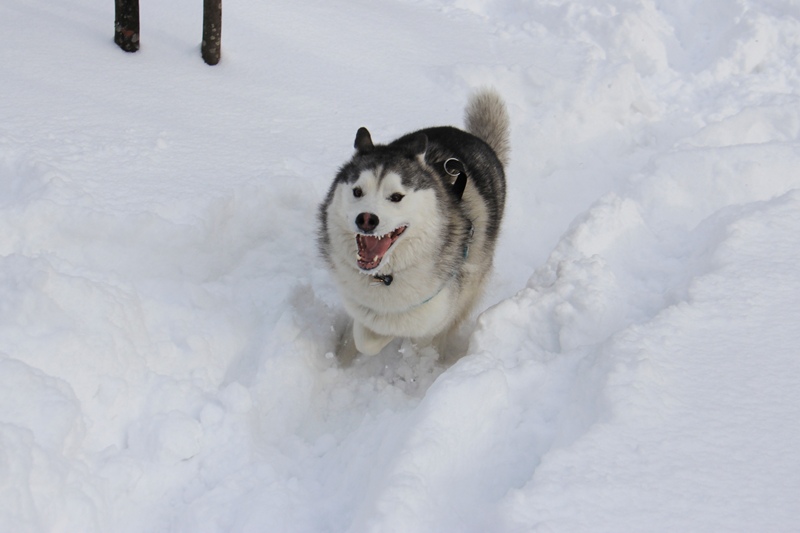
[[464, 88, 510, 168]]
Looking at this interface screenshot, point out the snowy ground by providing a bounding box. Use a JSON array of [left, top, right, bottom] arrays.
[[2, 0, 800, 531]]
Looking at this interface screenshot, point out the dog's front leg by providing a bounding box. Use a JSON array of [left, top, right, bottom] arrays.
[[353, 321, 393, 356], [334, 319, 359, 366]]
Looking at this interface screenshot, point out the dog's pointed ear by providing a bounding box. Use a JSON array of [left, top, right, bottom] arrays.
[[354, 127, 374, 153], [408, 133, 428, 162]]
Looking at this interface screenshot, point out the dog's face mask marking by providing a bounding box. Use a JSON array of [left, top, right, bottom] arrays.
[[348, 169, 412, 271], [330, 127, 443, 275]]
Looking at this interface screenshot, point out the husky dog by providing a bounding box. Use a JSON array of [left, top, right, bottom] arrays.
[[318, 89, 509, 356]]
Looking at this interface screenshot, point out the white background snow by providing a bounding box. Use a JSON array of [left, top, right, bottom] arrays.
[[2, 0, 800, 531]]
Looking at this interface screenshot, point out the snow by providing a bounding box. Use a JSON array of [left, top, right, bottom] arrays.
[[2, 0, 800, 531]]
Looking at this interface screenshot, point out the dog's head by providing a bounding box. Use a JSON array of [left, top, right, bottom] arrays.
[[322, 127, 446, 275]]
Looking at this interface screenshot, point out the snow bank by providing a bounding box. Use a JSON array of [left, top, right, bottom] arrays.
[[1, 0, 799, 531]]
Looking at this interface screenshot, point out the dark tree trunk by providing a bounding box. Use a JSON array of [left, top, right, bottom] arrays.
[[202, 0, 222, 65], [114, 0, 140, 52]]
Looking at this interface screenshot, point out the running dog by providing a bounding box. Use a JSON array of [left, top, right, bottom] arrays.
[[318, 89, 509, 356]]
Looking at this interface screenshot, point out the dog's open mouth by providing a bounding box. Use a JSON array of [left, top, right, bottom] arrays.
[[356, 225, 407, 271]]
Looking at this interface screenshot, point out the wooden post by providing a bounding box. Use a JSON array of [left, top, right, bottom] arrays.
[[114, 0, 140, 52], [202, 0, 222, 65]]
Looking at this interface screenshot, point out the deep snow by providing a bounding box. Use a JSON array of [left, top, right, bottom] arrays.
[[2, 0, 800, 531]]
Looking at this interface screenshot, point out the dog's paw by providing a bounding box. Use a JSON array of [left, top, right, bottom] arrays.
[[353, 321, 393, 356]]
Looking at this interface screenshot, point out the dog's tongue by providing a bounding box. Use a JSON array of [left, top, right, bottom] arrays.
[[356, 226, 406, 271], [356, 235, 393, 270]]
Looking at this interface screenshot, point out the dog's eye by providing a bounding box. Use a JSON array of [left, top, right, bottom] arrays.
[[389, 193, 404, 203], [353, 187, 363, 198]]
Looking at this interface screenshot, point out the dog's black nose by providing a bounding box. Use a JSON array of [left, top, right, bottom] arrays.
[[355, 212, 380, 233]]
